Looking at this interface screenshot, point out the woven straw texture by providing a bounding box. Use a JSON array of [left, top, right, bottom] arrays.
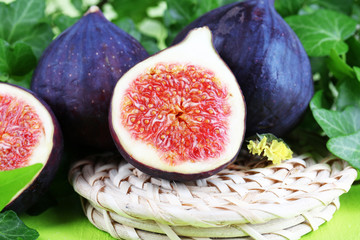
[[69, 153, 357, 240]]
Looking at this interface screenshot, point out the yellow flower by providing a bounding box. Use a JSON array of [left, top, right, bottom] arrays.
[[247, 136, 268, 155], [264, 140, 293, 165], [247, 134, 293, 165]]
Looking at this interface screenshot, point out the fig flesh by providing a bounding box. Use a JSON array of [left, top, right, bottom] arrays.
[[31, 6, 149, 150], [173, 0, 314, 137], [0, 82, 63, 213], [110, 27, 246, 181]]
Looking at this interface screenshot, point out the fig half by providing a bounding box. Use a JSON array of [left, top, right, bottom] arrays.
[[110, 27, 246, 181], [0, 83, 63, 213]]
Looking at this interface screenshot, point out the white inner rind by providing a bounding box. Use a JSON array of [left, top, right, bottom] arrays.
[[0, 84, 54, 172], [111, 27, 246, 174]]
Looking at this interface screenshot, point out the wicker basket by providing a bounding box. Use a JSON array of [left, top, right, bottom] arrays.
[[69, 153, 357, 240]]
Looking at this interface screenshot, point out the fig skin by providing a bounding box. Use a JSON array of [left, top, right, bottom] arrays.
[[109, 27, 246, 181], [173, 0, 314, 137], [0, 82, 63, 214], [31, 6, 149, 150], [110, 138, 238, 182]]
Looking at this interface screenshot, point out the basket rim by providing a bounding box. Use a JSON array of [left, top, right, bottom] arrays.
[[82, 197, 340, 240], [69, 153, 356, 227]]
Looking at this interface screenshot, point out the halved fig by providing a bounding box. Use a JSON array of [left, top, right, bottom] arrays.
[[109, 27, 246, 181], [0, 83, 63, 213]]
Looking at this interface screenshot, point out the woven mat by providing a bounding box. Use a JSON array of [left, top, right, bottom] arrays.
[[69, 153, 357, 240]]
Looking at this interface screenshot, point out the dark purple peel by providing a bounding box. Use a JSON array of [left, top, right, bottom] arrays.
[[31, 7, 149, 150], [173, 0, 314, 137]]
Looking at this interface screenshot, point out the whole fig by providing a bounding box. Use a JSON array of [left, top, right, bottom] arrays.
[[173, 0, 314, 137], [31, 6, 149, 149]]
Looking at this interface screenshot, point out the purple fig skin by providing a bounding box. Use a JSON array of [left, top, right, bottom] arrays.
[[0, 83, 63, 214], [173, 0, 314, 137], [31, 7, 149, 150]]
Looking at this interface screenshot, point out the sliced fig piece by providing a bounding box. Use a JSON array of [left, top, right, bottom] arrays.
[[173, 0, 314, 137], [0, 82, 63, 213], [110, 27, 246, 181], [31, 6, 149, 150]]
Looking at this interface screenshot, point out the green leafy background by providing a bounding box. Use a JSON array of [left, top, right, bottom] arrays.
[[1, 0, 360, 239]]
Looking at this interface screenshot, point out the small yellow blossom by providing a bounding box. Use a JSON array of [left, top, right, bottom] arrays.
[[264, 140, 293, 164], [247, 134, 293, 165], [248, 136, 268, 155]]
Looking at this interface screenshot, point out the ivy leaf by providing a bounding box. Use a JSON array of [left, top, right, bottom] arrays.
[[313, 0, 354, 14], [0, 0, 53, 59], [0, 164, 43, 212], [19, 23, 54, 59], [336, 78, 360, 109], [326, 49, 355, 80], [285, 9, 357, 57], [274, 0, 304, 17], [7, 42, 37, 76], [115, 18, 142, 41], [0, 211, 39, 240], [0, 0, 45, 43], [111, 0, 157, 23], [71, 0, 83, 13], [312, 106, 360, 138], [0, 39, 10, 74], [0, 39, 37, 77], [310, 90, 331, 110], [346, 36, 360, 67], [327, 131, 360, 169], [53, 15, 78, 33], [353, 66, 360, 83]]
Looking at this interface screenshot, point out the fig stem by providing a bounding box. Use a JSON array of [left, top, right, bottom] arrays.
[[85, 6, 101, 15]]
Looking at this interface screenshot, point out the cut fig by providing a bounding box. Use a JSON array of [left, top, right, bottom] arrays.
[[173, 0, 314, 137], [31, 6, 149, 150], [0, 82, 63, 213], [110, 27, 246, 181]]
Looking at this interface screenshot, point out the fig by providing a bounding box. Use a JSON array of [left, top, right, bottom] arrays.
[[0, 82, 63, 213], [31, 6, 149, 150], [109, 27, 246, 181], [173, 0, 314, 137]]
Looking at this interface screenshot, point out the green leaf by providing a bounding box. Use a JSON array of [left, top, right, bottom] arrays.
[[0, 164, 43, 212], [115, 18, 142, 41], [71, 0, 83, 12], [7, 42, 37, 76], [326, 49, 355, 80], [0, 39, 37, 77], [0, 39, 10, 74], [312, 106, 360, 138], [313, 0, 354, 14], [0, 211, 39, 240], [138, 18, 167, 49], [336, 78, 360, 109], [0, 0, 46, 43], [346, 36, 360, 67], [327, 131, 360, 169], [53, 14, 78, 33], [310, 90, 331, 110], [353, 66, 360, 83], [19, 23, 54, 59], [0, 0, 53, 59], [274, 0, 304, 17], [285, 9, 357, 57], [111, 0, 159, 23]]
